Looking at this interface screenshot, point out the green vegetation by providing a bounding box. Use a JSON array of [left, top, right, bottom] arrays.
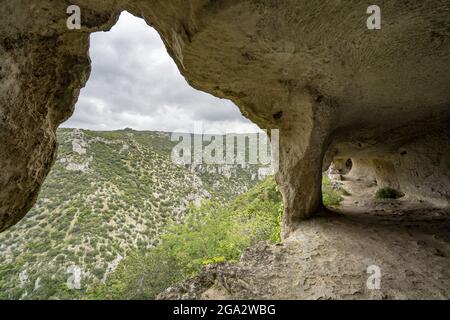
[[0, 128, 346, 300], [89, 175, 345, 299], [0, 129, 263, 300], [375, 187, 402, 199], [322, 175, 346, 207], [88, 177, 283, 299]]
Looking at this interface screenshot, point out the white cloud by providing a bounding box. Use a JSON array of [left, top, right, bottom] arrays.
[[62, 12, 259, 134]]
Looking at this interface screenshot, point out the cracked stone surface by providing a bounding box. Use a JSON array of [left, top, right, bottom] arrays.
[[1, 1, 450, 233]]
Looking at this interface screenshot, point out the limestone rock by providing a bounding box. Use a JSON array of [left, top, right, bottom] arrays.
[[1, 1, 449, 233]]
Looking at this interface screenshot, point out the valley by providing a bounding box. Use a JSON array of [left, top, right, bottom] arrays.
[[0, 128, 264, 299]]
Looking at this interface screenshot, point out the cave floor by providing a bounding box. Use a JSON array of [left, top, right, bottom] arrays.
[[159, 179, 450, 300]]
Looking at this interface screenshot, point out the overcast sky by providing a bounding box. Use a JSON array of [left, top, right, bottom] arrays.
[[62, 12, 258, 134]]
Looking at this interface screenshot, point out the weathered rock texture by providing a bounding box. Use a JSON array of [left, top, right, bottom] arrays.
[[1, 1, 450, 233]]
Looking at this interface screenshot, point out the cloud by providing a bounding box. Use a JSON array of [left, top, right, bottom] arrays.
[[62, 12, 259, 134]]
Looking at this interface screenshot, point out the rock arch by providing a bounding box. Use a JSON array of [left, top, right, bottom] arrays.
[[1, 1, 449, 236]]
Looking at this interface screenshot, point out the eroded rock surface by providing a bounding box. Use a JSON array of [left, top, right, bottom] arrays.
[[1, 1, 450, 233]]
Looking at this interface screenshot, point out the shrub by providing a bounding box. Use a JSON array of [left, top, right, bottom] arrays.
[[322, 176, 344, 207], [375, 187, 401, 199], [88, 177, 283, 300]]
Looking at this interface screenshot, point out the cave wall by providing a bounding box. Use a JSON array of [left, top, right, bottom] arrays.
[[395, 132, 450, 206], [1, 1, 449, 235], [342, 130, 450, 206]]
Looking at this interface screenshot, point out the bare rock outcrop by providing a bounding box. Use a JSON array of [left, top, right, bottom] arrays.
[[1, 1, 450, 233]]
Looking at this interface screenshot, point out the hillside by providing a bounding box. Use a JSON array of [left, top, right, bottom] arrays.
[[0, 128, 265, 299], [88, 177, 283, 299], [87, 175, 345, 299]]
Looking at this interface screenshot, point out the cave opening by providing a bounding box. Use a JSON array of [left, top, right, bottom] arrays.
[[345, 158, 353, 171], [0, 11, 282, 299], [0, 2, 449, 300]]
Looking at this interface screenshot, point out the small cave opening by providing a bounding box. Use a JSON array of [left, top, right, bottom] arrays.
[[345, 158, 353, 172]]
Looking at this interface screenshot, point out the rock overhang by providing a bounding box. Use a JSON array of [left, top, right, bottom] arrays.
[[0, 0, 449, 233]]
